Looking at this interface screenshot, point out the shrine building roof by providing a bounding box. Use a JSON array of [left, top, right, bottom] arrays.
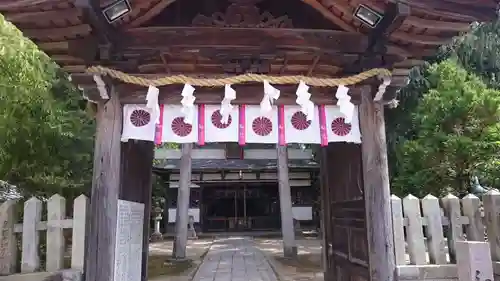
[[0, 0, 498, 102], [153, 159, 320, 172]]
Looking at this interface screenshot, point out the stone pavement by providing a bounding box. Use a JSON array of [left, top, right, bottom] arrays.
[[149, 238, 213, 258], [254, 238, 323, 281], [192, 237, 278, 281]]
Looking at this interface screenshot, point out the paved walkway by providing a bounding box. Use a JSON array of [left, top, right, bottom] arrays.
[[255, 238, 323, 281], [192, 237, 278, 281]]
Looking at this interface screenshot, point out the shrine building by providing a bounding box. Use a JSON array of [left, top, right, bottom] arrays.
[[154, 143, 320, 233], [0, 0, 497, 281]]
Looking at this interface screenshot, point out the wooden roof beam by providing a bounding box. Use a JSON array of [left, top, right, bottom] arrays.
[[300, 0, 357, 32], [74, 0, 120, 60], [0, 0, 67, 12], [22, 25, 92, 40], [356, 1, 410, 101], [405, 0, 496, 21], [347, 0, 478, 24], [346, 1, 410, 73], [126, 0, 177, 28], [390, 31, 449, 46], [403, 17, 471, 32], [3, 8, 84, 24], [122, 27, 372, 53], [38, 41, 69, 52], [366, 0, 411, 54], [393, 59, 426, 68]]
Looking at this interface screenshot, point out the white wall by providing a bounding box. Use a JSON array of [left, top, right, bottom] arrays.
[[168, 208, 200, 223], [167, 207, 312, 222], [292, 206, 313, 221]]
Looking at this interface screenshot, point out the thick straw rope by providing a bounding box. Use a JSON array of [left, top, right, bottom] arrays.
[[86, 66, 392, 87]]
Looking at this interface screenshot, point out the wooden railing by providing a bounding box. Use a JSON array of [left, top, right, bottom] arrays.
[[391, 191, 500, 281], [0, 194, 87, 275]]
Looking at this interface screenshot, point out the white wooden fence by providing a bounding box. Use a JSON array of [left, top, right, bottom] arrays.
[[0, 194, 87, 275], [392, 190, 500, 281], [2, 191, 500, 279]]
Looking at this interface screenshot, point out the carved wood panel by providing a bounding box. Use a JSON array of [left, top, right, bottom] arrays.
[[189, 0, 292, 73], [192, 0, 293, 28]]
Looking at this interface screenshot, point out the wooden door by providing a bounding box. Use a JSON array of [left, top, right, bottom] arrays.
[[320, 143, 370, 281]]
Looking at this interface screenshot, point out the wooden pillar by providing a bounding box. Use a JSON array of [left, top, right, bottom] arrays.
[[173, 143, 193, 259], [277, 145, 297, 258], [120, 140, 154, 281], [318, 145, 332, 280], [359, 87, 395, 281], [84, 92, 122, 281]]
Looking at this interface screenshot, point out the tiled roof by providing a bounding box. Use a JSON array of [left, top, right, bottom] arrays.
[[153, 159, 319, 172]]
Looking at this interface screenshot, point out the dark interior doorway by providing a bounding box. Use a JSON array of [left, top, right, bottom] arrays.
[[202, 183, 281, 232]]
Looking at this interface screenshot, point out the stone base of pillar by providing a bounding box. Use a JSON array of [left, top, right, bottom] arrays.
[[283, 246, 298, 259], [150, 232, 163, 242]]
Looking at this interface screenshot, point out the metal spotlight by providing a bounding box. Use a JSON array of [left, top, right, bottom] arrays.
[[102, 0, 131, 23], [354, 4, 383, 28]]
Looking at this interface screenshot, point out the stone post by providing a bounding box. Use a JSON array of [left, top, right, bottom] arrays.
[[173, 143, 193, 259], [456, 241, 493, 281], [277, 145, 297, 258]]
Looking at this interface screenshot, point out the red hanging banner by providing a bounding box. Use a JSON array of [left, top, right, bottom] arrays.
[[198, 104, 205, 146], [319, 105, 328, 147], [238, 105, 246, 146], [154, 104, 164, 145], [278, 105, 286, 146]]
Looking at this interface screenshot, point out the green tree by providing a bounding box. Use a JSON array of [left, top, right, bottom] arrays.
[[0, 16, 94, 197], [447, 20, 500, 89], [391, 60, 500, 197], [386, 19, 500, 195], [385, 65, 432, 182]]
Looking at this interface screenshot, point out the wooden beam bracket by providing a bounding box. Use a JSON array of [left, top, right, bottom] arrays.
[[75, 0, 121, 60], [78, 74, 114, 103], [347, 0, 410, 73], [349, 1, 411, 101], [366, 1, 411, 56], [93, 75, 113, 100], [98, 43, 112, 61]]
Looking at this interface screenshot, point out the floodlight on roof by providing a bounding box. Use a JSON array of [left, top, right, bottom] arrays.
[[354, 4, 383, 28], [102, 0, 131, 23]]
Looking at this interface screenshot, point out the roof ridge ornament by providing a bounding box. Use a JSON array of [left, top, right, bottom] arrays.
[[191, 0, 293, 28]]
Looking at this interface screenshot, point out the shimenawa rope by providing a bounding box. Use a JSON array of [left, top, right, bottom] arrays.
[[86, 66, 392, 87]]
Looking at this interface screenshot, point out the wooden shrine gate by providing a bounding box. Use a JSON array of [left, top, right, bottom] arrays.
[[0, 0, 495, 281], [320, 92, 393, 281]]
